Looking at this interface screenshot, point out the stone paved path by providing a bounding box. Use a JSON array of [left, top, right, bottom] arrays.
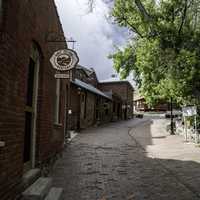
[[51, 117, 200, 200]]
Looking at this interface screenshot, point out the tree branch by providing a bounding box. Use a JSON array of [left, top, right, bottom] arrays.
[[87, 0, 95, 12], [125, 20, 144, 38], [178, 0, 188, 35], [134, 0, 159, 37], [120, 15, 144, 38], [134, 0, 152, 22]]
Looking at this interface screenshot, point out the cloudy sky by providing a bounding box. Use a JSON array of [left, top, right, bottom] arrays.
[[55, 0, 129, 81]]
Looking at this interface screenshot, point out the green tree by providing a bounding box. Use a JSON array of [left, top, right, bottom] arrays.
[[110, 0, 200, 106]]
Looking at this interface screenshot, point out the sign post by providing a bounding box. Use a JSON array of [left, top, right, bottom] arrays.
[[182, 106, 198, 143], [50, 49, 79, 142], [50, 49, 79, 72]]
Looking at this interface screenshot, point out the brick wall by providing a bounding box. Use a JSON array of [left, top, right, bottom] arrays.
[[69, 84, 79, 130], [0, 0, 67, 199], [79, 91, 95, 129], [99, 82, 134, 119], [69, 85, 96, 130], [99, 82, 128, 101]]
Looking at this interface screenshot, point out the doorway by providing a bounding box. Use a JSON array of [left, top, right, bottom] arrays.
[[23, 44, 40, 171]]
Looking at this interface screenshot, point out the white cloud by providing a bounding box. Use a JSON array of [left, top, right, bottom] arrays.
[[55, 0, 128, 80]]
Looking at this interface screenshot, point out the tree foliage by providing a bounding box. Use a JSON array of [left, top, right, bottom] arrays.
[[110, 0, 200, 105]]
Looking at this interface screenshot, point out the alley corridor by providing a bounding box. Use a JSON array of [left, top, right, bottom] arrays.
[[51, 117, 200, 200]]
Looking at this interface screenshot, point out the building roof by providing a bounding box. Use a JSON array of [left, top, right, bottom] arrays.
[[100, 77, 125, 83], [99, 77, 134, 90], [134, 90, 144, 101], [71, 79, 112, 100], [76, 65, 95, 77], [103, 91, 113, 99]]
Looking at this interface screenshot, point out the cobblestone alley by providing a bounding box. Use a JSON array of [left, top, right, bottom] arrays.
[[51, 117, 200, 200]]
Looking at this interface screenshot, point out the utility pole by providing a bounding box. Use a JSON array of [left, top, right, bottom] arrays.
[[48, 34, 79, 143], [67, 37, 77, 50], [65, 38, 77, 139]]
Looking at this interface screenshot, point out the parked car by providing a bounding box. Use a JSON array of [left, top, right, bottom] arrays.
[[165, 110, 182, 118]]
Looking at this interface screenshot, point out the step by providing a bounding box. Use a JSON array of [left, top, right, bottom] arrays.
[[44, 187, 64, 200], [22, 168, 41, 189], [22, 177, 52, 200]]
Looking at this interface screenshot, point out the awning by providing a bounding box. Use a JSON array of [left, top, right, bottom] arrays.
[[71, 79, 112, 100]]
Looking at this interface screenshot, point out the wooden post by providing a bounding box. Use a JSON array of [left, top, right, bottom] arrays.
[[170, 97, 175, 135], [185, 117, 188, 142], [77, 88, 81, 132], [67, 71, 72, 138], [195, 115, 198, 143], [50, 48, 79, 143], [64, 71, 72, 140]]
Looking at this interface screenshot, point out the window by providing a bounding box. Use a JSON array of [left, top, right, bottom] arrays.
[[0, 0, 3, 27], [81, 93, 85, 103], [24, 43, 40, 167], [84, 93, 87, 119], [24, 57, 35, 163], [26, 58, 35, 107], [113, 103, 116, 113], [80, 92, 87, 119], [0, 1, 2, 13]]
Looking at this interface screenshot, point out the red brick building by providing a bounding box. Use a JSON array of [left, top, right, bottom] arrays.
[[0, 1, 136, 198], [134, 91, 170, 112], [0, 1, 67, 199], [134, 97, 170, 112], [65, 66, 135, 132], [67, 66, 112, 131], [98, 79, 134, 120]]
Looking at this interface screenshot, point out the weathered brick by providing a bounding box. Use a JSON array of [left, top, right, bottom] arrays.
[[98, 81, 134, 119], [0, 0, 67, 199]]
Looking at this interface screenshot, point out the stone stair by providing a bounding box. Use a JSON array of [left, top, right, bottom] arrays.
[[22, 171, 64, 200], [44, 188, 64, 200], [22, 169, 41, 190]]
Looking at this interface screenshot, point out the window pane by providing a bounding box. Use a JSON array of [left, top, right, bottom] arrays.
[[26, 58, 35, 106]]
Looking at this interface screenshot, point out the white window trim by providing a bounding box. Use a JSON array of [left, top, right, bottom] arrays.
[[32, 54, 40, 168], [55, 79, 61, 124], [30, 44, 40, 168]]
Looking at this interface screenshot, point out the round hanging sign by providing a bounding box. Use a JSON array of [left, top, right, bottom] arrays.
[[50, 49, 79, 71]]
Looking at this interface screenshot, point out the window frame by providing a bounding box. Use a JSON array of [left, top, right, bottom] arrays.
[[23, 43, 41, 169], [54, 79, 62, 125], [0, 0, 3, 28]]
